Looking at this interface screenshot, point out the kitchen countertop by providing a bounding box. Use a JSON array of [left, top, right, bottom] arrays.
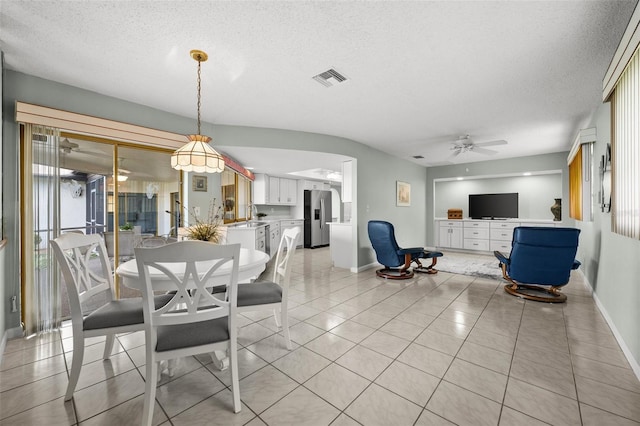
[[225, 221, 268, 229]]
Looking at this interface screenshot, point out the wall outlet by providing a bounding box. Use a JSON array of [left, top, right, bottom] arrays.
[[10, 296, 17, 313], [193, 206, 200, 216]]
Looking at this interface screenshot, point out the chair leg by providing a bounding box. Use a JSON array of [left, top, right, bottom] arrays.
[[273, 309, 281, 327], [143, 356, 158, 426], [281, 308, 292, 350], [65, 334, 85, 401], [103, 334, 115, 360], [413, 257, 439, 274], [167, 358, 178, 377], [229, 341, 241, 413]]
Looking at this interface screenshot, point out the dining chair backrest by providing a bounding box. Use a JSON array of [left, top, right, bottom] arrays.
[[134, 241, 241, 329], [272, 227, 300, 288], [135, 241, 243, 424], [50, 233, 115, 317], [52, 229, 151, 402]]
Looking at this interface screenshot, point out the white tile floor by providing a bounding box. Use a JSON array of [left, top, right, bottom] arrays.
[[2, 248, 640, 425]]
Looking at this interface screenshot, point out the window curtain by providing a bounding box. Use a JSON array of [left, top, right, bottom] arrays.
[[569, 145, 583, 221], [22, 124, 61, 334], [610, 46, 640, 239]]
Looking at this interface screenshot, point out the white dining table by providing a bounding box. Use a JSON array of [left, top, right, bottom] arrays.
[[115, 247, 270, 371], [116, 247, 270, 291]]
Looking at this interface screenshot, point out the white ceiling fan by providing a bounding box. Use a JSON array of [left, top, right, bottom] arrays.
[[59, 138, 79, 154], [60, 138, 113, 159], [449, 135, 507, 158]]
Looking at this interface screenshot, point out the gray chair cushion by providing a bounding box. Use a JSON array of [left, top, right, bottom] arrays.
[[156, 317, 229, 352], [237, 281, 282, 306], [83, 294, 173, 330]]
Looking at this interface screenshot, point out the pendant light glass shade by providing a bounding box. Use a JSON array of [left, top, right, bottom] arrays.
[[171, 134, 225, 173], [171, 49, 225, 173]]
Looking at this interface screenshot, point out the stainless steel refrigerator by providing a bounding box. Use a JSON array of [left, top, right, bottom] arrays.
[[304, 189, 332, 248]]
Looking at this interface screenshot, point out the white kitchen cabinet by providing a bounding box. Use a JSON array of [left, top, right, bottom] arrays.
[[269, 221, 281, 258], [438, 221, 463, 249], [253, 174, 298, 205], [225, 225, 267, 254], [341, 160, 353, 203], [253, 174, 268, 204], [280, 219, 304, 248], [279, 178, 297, 205], [302, 180, 330, 191], [268, 176, 280, 204]]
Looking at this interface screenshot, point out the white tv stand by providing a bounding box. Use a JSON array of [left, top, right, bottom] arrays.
[[436, 218, 562, 252]]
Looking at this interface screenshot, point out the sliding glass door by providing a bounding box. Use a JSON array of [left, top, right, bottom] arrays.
[[23, 130, 181, 330]]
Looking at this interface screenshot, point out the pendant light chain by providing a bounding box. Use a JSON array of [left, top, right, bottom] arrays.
[[171, 49, 225, 173], [196, 57, 202, 136]]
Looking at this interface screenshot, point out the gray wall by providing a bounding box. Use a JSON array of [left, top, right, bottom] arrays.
[[434, 174, 562, 221], [0, 51, 4, 348], [1, 70, 428, 333], [426, 152, 570, 247], [574, 101, 640, 370]]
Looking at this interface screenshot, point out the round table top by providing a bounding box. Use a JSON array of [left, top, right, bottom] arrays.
[[116, 247, 270, 290]]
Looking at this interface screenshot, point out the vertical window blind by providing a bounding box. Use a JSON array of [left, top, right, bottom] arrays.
[[611, 46, 640, 238], [569, 145, 583, 221]]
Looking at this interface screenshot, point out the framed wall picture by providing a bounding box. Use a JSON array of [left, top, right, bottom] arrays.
[[192, 175, 208, 192], [397, 181, 411, 206]]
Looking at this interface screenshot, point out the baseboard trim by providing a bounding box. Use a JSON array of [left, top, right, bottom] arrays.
[[355, 262, 378, 273], [577, 270, 640, 381], [0, 326, 25, 365]]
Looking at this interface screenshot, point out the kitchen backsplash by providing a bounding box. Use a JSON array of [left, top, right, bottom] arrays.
[[255, 205, 292, 218]]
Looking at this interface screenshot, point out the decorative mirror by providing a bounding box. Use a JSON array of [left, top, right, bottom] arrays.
[[600, 143, 611, 213]]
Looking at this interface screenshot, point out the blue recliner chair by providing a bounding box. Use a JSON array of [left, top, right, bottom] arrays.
[[494, 226, 581, 303], [368, 220, 443, 280]]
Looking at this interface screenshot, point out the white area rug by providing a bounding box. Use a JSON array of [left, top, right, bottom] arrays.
[[435, 251, 504, 280]]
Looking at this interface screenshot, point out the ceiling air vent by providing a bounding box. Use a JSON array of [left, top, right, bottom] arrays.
[[312, 68, 347, 87], [412, 155, 424, 159]]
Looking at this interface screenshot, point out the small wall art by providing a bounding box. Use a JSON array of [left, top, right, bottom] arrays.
[[397, 181, 411, 206], [192, 175, 208, 192]]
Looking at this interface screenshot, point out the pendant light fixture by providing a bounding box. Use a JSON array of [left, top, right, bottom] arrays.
[[171, 49, 225, 173]]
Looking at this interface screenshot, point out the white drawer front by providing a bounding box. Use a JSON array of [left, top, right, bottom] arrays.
[[489, 222, 519, 230], [464, 221, 490, 229], [256, 227, 266, 238], [520, 222, 556, 228], [464, 228, 490, 239], [439, 221, 463, 228], [490, 241, 512, 252], [490, 229, 513, 241], [464, 239, 490, 251]]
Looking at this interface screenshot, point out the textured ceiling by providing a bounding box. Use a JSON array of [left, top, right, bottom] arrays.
[[1, 1, 637, 171]]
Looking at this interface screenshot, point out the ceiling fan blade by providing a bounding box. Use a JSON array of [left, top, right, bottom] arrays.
[[448, 150, 462, 159], [471, 146, 498, 155], [475, 139, 507, 147]]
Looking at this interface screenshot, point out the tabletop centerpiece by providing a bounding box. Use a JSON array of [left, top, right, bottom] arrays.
[[185, 199, 224, 243]]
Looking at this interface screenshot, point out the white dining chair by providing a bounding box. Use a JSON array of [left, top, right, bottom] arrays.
[[237, 227, 300, 350], [50, 233, 173, 401], [134, 241, 242, 426]]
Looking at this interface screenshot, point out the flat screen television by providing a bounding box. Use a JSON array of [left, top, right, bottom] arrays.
[[468, 193, 518, 219]]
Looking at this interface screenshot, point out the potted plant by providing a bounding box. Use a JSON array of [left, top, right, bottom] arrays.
[[185, 199, 224, 243]]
